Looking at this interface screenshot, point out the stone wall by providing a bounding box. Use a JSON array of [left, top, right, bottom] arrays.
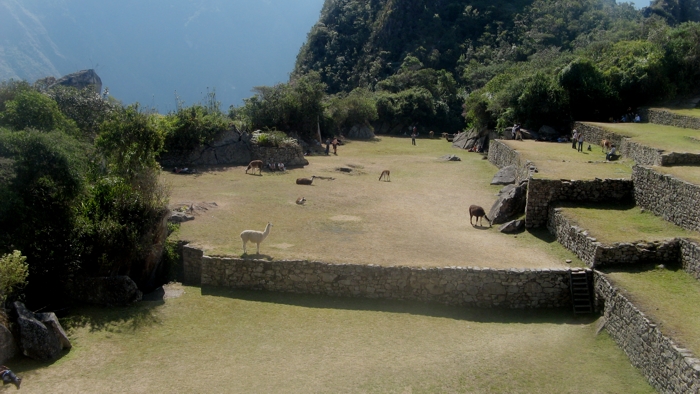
[[680, 239, 700, 280], [574, 122, 625, 148], [525, 178, 634, 228], [160, 129, 308, 168], [182, 246, 572, 308], [487, 140, 532, 183], [183, 246, 203, 285], [633, 166, 700, 232], [547, 207, 680, 268], [594, 272, 700, 393], [645, 108, 700, 130]]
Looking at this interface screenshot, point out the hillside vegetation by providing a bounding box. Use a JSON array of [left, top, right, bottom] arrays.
[[229, 0, 700, 138]]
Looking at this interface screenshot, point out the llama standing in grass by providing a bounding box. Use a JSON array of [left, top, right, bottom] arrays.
[[379, 170, 390, 181], [469, 205, 491, 227], [240, 222, 273, 255]]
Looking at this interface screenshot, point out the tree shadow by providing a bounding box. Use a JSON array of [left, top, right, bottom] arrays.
[[201, 286, 597, 326]]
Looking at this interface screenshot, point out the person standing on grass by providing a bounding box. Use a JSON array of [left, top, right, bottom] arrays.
[[411, 128, 417, 146], [578, 130, 584, 152], [325, 138, 331, 155], [571, 129, 578, 149]]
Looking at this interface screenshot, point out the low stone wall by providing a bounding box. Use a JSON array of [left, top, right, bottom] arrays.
[[620, 140, 663, 166], [633, 166, 700, 232], [183, 246, 203, 285], [159, 129, 309, 168], [594, 272, 700, 393], [645, 108, 700, 130], [525, 178, 633, 228], [680, 239, 700, 280], [487, 140, 532, 183], [574, 122, 625, 148], [180, 246, 572, 308], [547, 207, 680, 268]]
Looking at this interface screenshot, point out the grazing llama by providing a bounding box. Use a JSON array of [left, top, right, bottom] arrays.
[[601, 139, 612, 153], [296, 197, 306, 205], [378, 170, 391, 181], [240, 222, 273, 255], [296, 176, 317, 185], [246, 160, 263, 175], [469, 205, 491, 227]]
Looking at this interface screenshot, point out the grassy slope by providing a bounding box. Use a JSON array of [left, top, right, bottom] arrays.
[[606, 268, 700, 357], [585, 122, 700, 153], [500, 140, 633, 180], [9, 286, 653, 393]]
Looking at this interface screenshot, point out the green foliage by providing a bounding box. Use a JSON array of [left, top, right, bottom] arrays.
[[47, 85, 115, 137], [325, 87, 378, 131], [0, 89, 79, 135], [558, 59, 616, 121], [251, 130, 297, 147], [163, 90, 230, 154], [0, 250, 28, 306], [97, 104, 164, 180]]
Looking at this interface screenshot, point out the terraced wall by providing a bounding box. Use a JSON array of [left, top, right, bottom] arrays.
[[633, 166, 700, 232], [642, 108, 700, 130]]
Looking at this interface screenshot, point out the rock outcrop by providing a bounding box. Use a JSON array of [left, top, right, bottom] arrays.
[[491, 165, 517, 185], [488, 182, 528, 224], [50, 69, 102, 93], [14, 302, 71, 361], [346, 124, 375, 139], [499, 219, 525, 234], [0, 322, 18, 364]]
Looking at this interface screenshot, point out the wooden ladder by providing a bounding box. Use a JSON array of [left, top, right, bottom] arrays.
[[570, 269, 593, 314]]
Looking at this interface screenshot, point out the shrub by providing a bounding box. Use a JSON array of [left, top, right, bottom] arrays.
[[0, 250, 28, 307], [0, 89, 79, 135], [252, 130, 297, 147]]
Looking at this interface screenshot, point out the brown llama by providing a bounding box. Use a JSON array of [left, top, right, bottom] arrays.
[[601, 139, 612, 152], [296, 176, 317, 185], [379, 170, 391, 182], [469, 205, 492, 227], [246, 160, 263, 175]]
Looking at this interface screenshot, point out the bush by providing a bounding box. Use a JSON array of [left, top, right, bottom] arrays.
[[252, 130, 297, 147], [0, 250, 28, 307], [0, 89, 79, 135]]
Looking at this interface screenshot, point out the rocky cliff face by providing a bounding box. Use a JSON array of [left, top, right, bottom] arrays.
[[49, 69, 102, 93]]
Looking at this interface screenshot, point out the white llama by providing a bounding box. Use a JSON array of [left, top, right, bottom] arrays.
[[240, 222, 273, 255]]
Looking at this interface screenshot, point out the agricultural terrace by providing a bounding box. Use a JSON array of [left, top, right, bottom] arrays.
[[654, 165, 700, 186], [165, 136, 581, 269], [9, 285, 654, 393], [664, 108, 700, 118], [584, 122, 700, 153], [498, 139, 634, 180]]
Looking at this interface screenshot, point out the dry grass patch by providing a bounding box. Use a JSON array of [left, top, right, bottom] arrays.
[[584, 122, 700, 153], [164, 137, 573, 269], [499, 140, 633, 180], [605, 267, 700, 357], [9, 286, 653, 393], [556, 202, 699, 244]]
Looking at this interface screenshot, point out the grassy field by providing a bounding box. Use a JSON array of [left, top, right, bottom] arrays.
[[499, 140, 634, 180], [653, 166, 700, 186], [665, 108, 700, 118], [606, 267, 700, 357], [164, 136, 581, 269], [584, 122, 700, 153], [555, 202, 700, 244], [8, 285, 654, 393]]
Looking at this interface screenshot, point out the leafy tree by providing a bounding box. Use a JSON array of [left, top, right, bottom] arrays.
[[47, 85, 115, 137], [0, 250, 28, 308], [558, 59, 616, 121], [0, 89, 79, 135], [326, 87, 378, 132]]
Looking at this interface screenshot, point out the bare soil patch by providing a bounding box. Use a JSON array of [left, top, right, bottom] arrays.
[[164, 137, 574, 268]]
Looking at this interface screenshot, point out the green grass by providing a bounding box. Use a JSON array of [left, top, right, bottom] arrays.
[[8, 285, 654, 393], [606, 267, 700, 356], [500, 140, 634, 180], [654, 166, 700, 186], [556, 202, 699, 244], [585, 122, 700, 153], [665, 108, 700, 118]]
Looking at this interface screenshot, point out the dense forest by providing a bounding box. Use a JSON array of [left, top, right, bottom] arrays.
[[260, 0, 700, 135]]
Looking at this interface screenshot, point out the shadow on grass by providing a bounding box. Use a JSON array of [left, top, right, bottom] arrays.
[[59, 298, 165, 334], [554, 200, 637, 211], [599, 261, 683, 275], [201, 285, 597, 326]]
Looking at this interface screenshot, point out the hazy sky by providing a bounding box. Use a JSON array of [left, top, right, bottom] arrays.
[[0, 0, 326, 112]]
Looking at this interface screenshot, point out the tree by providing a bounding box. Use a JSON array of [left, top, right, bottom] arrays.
[[0, 90, 79, 135]]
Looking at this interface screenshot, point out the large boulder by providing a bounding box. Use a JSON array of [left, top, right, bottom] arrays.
[[499, 220, 525, 234], [0, 322, 18, 364], [66, 276, 143, 306], [452, 129, 479, 150], [14, 302, 71, 361], [491, 165, 517, 185], [50, 69, 102, 93], [488, 182, 527, 224], [346, 124, 375, 139], [538, 125, 559, 141]]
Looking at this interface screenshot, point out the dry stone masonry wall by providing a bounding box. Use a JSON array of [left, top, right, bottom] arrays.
[[642, 108, 700, 130], [595, 272, 700, 393], [680, 239, 700, 280], [487, 140, 531, 183], [182, 246, 572, 308], [526, 178, 633, 228], [548, 207, 680, 268], [633, 166, 700, 232]]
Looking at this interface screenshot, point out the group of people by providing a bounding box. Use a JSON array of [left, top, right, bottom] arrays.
[[571, 129, 585, 152], [267, 162, 286, 171]]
